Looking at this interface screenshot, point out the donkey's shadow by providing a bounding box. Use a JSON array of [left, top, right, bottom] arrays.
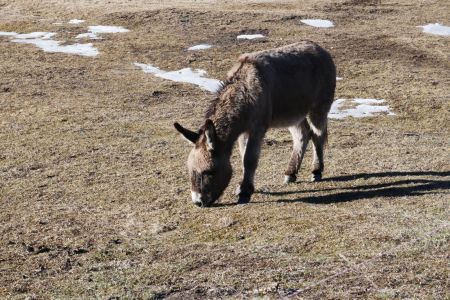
[[215, 171, 450, 206]]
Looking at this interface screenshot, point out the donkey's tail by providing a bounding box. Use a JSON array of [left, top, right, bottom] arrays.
[[306, 113, 328, 146]]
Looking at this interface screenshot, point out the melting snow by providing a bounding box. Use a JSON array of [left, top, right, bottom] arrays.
[[15, 32, 56, 39], [301, 19, 334, 28], [88, 25, 129, 33], [329, 98, 395, 119], [76, 25, 129, 39], [0, 31, 98, 56], [76, 32, 99, 39], [237, 34, 265, 40], [12, 38, 98, 56], [69, 19, 85, 24], [1, 24, 129, 56], [135, 63, 222, 93], [0, 32, 19, 37], [418, 23, 450, 36], [188, 44, 212, 51]]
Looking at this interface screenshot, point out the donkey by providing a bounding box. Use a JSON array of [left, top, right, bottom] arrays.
[[174, 41, 336, 207]]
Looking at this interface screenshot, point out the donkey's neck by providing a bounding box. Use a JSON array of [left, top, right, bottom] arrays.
[[205, 81, 256, 155], [211, 114, 246, 155]]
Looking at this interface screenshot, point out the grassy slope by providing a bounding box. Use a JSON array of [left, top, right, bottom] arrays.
[[0, 0, 449, 298]]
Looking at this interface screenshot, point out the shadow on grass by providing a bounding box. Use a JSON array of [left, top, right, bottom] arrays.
[[215, 170, 450, 206], [321, 170, 450, 182], [278, 179, 449, 204]]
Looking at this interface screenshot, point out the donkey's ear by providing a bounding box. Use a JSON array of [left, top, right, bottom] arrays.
[[204, 119, 216, 151], [174, 122, 199, 144]]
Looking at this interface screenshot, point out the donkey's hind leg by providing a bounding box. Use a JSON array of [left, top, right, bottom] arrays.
[[307, 113, 328, 182], [284, 120, 311, 184]]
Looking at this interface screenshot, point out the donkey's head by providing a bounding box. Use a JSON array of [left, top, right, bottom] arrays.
[[174, 119, 232, 207]]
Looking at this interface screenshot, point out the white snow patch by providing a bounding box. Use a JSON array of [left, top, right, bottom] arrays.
[[353, 98, 385, 105], [0, 32, 18, 37], [336, 77, 343, 81], [301, 19, 334, 28], [418, 23, 450, 36], [88, 25, 129, 34], [15, 32, 56, 39], [76, 25, 129, 39], [329, 98, 395, 119], [69, 19, 85, 24], [135, 63, 222, 93], [76, 32, 99, 39], [237, 34, 265, 40], [0, 31, 98, 56], [188, 44, 212, 51], [12, 38, 98, 56]]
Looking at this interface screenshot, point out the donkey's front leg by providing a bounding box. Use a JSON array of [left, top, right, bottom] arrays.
[[236, 133, 264, 204]]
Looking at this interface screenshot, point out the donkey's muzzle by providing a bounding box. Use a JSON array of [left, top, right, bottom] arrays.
[[191, 191, 210, 207]]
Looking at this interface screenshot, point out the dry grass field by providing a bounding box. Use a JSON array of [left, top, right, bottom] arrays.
[[1, 0, 449, 299]]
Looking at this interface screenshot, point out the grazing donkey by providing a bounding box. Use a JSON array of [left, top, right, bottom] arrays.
[[174, 41, 336, 207]]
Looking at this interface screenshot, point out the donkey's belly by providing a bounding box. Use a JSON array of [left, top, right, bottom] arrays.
[[269, 95, 312, 128], [270, 112, 307, 128]]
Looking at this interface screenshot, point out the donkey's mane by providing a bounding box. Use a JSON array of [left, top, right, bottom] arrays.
[[205, 78, 240, 119], [215, 79, 233, 97], [205, 56, 256, 119]]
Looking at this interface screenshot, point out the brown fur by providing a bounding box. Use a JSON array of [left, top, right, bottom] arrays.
[[175, 41, 336, 207], [226, 53, 254, 80]]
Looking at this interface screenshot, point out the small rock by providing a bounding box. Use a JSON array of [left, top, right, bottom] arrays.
[[151, 222, 177, 234], [73, 248, 88, 254], [111, 238, 122, 245], [35, 246, 50, 254], [151, 90, 164, 97]]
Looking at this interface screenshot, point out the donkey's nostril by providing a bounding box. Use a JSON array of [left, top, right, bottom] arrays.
[[193, 201, 203, 207]]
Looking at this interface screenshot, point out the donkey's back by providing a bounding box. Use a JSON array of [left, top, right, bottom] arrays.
[[230, 41, 336, 128]]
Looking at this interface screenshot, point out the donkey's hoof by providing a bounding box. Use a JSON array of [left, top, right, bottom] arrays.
[[237, 195, 251, 204], [311, 172, 322, 182], [236, 183, 255, 196], [284, 175, 296, 184]]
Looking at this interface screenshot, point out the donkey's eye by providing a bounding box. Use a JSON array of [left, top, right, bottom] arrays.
[[202, 170, 215, 176]]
